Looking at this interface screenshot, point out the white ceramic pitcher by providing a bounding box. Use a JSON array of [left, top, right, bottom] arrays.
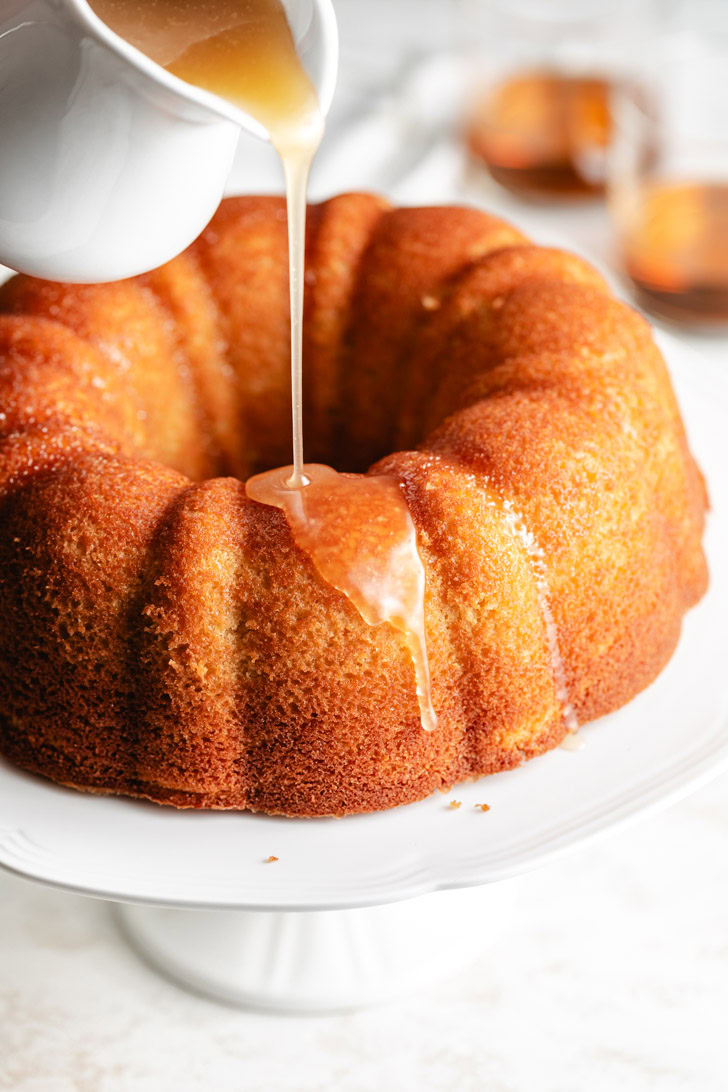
[[0, 0, 338, 282]]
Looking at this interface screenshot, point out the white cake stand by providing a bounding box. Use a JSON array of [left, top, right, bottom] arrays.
[[1, 340, 727, 1013]]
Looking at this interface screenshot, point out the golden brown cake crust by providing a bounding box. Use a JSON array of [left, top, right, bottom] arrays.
[[0, 194, 709, 816]]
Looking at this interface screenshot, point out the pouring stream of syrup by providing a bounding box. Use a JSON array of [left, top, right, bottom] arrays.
[[89, 0, 323, 487]]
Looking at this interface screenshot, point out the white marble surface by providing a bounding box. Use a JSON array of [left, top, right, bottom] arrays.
[[2, 2, 728, 1088]]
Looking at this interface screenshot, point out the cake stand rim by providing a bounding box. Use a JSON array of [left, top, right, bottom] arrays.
[[1, 736, 727, 913]]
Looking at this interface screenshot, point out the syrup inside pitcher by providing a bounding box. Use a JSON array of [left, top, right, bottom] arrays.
[[89, 0, 324, 147]]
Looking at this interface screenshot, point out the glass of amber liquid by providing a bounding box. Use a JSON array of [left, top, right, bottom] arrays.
[[463, 0, 648, 200], [610, 2, 728, 327]]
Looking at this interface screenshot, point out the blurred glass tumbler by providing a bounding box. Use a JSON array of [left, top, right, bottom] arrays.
[[609, 1, 728, 328], [463, 0, 648, 200]]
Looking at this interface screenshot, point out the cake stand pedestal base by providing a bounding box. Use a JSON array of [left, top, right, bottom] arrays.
[[115, 882, 518, 1013]]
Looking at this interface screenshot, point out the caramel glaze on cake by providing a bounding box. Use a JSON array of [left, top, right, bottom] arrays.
[[0, 194, 709, 816]]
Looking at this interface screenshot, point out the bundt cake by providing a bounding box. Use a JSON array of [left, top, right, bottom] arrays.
[[0, 193, 708, 816]]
